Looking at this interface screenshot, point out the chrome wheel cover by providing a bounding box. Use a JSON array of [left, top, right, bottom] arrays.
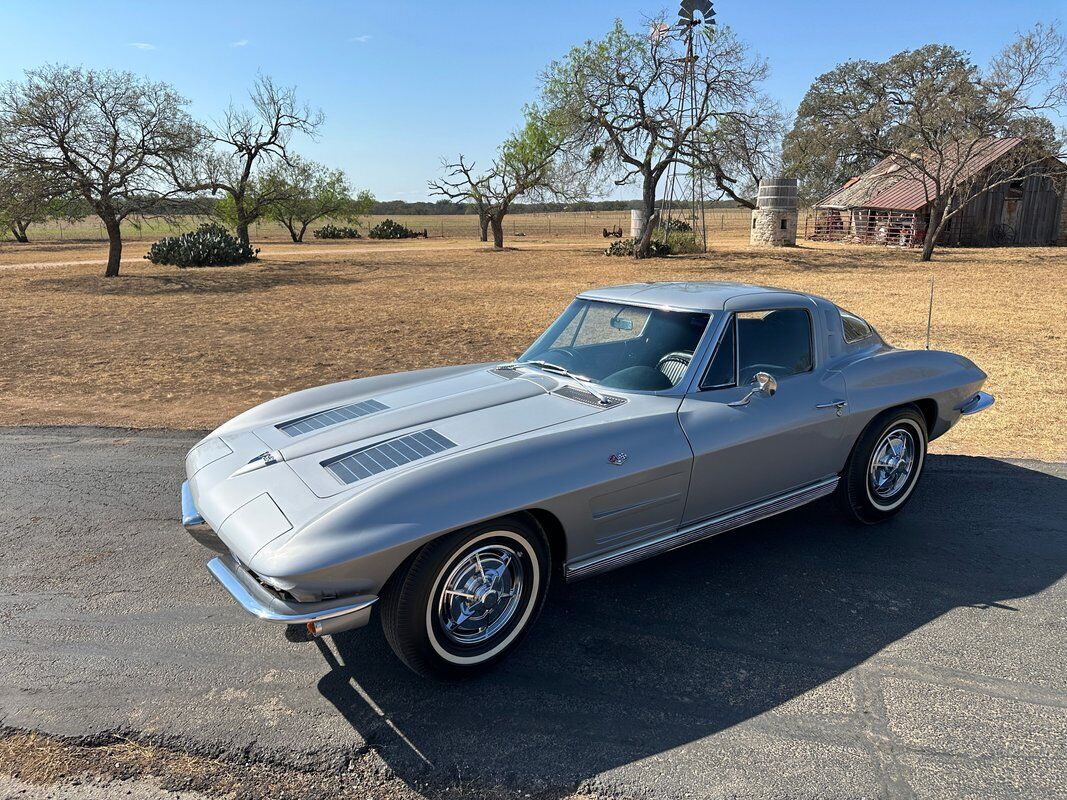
[[869, 427, 916, 499], [435, 544, 525, 646]]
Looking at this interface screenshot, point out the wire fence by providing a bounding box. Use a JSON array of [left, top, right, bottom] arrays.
[[8, 209, 758, 244]]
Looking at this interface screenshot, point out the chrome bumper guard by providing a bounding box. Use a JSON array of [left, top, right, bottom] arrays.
[[959, 391, 995, 415], [182, 480, 227, 553], [206, 555, 378, 634]]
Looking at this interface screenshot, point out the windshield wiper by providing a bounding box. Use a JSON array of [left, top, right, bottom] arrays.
[[513, 360, 613, 406]]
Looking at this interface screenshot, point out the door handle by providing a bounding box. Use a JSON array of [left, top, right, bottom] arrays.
[[816, 399, 848, 415]]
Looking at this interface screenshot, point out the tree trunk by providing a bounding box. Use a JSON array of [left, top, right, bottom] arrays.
[[490, 215, 505, 249], [479, 212, 490, 242], [102, 214, 122, 278], [235, 206, 252, 248], [920, 203, 945, 262], [635, 175, 659, 259], [284, 220, 299, 243], [297, 222, 309, 243], [11, 222, 29, 243]]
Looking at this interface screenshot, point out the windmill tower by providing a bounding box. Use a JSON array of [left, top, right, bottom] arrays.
[[657, 0, 716, 252]]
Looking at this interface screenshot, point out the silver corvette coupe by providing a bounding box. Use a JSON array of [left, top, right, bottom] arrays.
[[182, 282, 993, 677]]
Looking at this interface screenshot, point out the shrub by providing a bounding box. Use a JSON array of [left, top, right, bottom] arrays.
[[604, 237, 671, 257], [144, 223, 258, 268], [313, 223, 361, 239], [665, 231, 702, 254], [368, 218, 421, 239], [664, 218, 692, 233]]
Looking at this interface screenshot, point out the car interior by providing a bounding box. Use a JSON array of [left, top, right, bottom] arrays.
[[525, 302, 711, 391]]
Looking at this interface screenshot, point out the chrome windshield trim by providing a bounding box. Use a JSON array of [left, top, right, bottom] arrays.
[[207, 556, 378, 625]]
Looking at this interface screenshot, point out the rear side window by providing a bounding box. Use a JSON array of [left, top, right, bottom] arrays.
[[840, 309, 874, 343]]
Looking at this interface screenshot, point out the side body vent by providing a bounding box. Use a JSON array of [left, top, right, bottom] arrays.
[[553, 385, 625, 408], [277, 399, 388, 437], [323, 429, 456, 485]]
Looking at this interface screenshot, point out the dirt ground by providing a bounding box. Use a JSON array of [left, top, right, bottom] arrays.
[[1, 233, 1063, 460]]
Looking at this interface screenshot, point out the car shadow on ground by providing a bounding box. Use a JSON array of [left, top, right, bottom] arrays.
[[313, 455, 1066, 797]]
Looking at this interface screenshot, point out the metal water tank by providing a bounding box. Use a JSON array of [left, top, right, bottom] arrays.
[[630, 209, 646, 238]]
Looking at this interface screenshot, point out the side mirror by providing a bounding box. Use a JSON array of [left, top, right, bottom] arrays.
[[728, 371, 778, 407], [754, 371, 777, 398]]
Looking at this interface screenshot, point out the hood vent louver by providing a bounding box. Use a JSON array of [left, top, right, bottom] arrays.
[[553, 385, 625, 407], [277, 399, 388, 437], [323, 429, 456, 485]]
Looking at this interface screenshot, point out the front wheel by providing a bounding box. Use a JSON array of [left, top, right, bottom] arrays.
[[838, 406, 928, 524], [380, 516, 550, 679]]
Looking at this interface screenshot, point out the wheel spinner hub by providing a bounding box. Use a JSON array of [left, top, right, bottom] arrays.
[[437, 544, 525, 645]]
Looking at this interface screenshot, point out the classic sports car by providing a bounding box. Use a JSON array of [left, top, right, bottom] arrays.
[[182, 282, 993, 677]]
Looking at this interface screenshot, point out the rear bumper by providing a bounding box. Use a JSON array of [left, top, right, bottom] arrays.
[[206, 555, 377, 633], [959, 391, 995, 415]]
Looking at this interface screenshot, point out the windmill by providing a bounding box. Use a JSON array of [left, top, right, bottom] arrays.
[[657, 0, 716, 252]]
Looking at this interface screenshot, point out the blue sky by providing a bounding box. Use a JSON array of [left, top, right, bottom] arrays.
[[2, 1, 1063, 200]]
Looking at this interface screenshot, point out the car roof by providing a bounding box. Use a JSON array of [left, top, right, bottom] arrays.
[[577, 282, 815, 313]]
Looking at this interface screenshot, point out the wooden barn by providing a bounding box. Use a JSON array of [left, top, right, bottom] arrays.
[[809, 138, 1067, 248]]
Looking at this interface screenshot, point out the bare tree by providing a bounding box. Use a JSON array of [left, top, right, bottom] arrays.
[[0, 65, 199, 276], [430, 108, 578, 249], [181, 75, 323, 246], [266, 156, 374, 242], [542, 19, 772, 257], [787, 24, 1067, 260]]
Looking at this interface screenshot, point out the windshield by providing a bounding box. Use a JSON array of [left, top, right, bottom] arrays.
[[519, 300, 711, 391]]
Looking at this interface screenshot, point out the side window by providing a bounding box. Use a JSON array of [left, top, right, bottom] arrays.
[[701, 316, 736, 389], [839, 309, 873, 343], [735, 309, 813, 384]]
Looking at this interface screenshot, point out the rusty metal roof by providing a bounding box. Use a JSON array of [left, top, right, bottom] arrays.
[[815, 138, 1026, 212]]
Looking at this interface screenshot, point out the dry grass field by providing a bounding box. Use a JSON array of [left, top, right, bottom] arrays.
[[1, 221, 1064, 461]]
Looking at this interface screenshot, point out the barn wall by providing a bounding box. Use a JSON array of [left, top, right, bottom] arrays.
[[954, 173, 1060, 246]]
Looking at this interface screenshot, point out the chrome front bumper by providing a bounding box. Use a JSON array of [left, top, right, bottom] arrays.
[[206, 555, 377, 634], [182, 481, 377, 635]]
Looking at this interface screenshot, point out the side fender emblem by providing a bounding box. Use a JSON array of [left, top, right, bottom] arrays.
[[608, 453, 628, 465]]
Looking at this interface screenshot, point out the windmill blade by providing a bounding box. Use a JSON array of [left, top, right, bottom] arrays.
[[678, 0, 715, 25]]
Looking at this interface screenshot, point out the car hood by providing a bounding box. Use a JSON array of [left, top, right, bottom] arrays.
[[185, 365, 611, 569]]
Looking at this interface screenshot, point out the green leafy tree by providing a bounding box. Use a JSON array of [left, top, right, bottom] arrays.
[[541, 19, 773, 257], [784, 25, 1067, 260], [0, 162, 59, 242], [429, 106, 581, 249], [267, 157, 374, 242]]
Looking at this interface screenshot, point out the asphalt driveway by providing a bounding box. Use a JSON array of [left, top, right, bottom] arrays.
[[0, 426, 1064, 799]]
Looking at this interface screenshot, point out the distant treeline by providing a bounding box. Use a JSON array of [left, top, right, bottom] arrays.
[[369, 199, 746, 215], [54, 196, 746, 219]]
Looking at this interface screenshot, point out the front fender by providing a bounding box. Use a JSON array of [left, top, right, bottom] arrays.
[[250, 400, 693, 596]]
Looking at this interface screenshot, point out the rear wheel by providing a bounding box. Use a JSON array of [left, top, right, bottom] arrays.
[[838, 406, 927, 524], [380, 516, 550, 679]]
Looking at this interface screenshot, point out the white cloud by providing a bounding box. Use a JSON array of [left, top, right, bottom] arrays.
[[128, 42, 156, 50], [231, 39, 249, 48], [348, 34, 372, 43]]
